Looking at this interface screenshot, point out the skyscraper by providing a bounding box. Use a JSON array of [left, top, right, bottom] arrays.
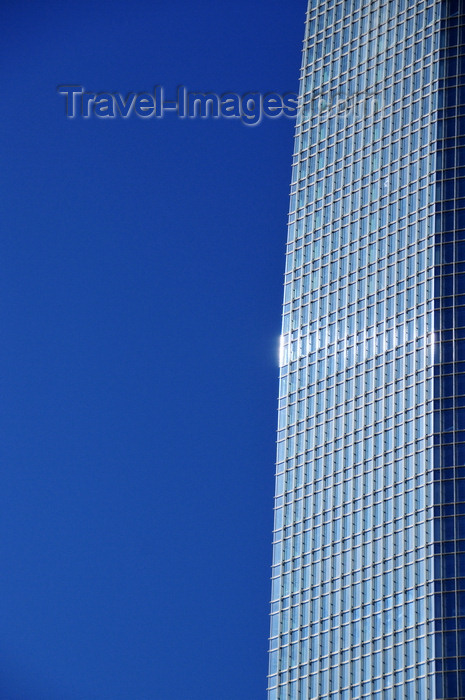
[[268, 0, 465, 698]]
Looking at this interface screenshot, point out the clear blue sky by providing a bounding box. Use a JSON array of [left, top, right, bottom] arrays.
[[1, 2, 304, 698]]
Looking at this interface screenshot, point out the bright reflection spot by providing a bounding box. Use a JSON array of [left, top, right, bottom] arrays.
[[278, 335, 285, 367], [428, 332, 436, 365]]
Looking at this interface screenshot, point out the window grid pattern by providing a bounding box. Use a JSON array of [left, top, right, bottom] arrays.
[[433, 1, 465, 698], [268, 0, 439, 698]]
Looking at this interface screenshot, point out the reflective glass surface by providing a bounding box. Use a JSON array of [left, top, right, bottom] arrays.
[[268, 0, 441, 697], [433, 1, 465, 698]]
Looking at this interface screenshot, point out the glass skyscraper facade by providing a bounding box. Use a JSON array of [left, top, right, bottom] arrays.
[[268, 0, 465, 698]]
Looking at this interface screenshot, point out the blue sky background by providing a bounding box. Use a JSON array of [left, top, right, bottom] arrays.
[[1, 2, 304, 698]]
